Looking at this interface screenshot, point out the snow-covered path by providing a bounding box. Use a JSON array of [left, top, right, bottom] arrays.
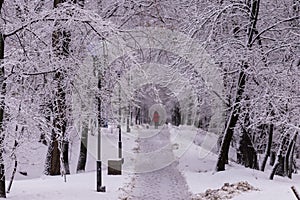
[[130, 126, 191, 200]]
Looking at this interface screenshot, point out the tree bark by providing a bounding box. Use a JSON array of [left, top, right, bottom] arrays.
[[288, 142, 296, 179], [285, 132, 297, 178], [172, 103, 181, 126], [260, 124, 274, 171], [270, 134, 287, 180], [46, 137, 61, 175], [237, 109, 259, 169], [7, 141, 18, 194], [237, 131, 259, 169], [77, 122, 88, 172], [135, 107, 141, 125], [0, 2, 6, 195]]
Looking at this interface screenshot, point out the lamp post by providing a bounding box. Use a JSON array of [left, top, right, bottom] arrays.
[[96, 124, 106, 192], [126, 69, 131, 133], [117, 71, 122, 160], [96, 72, 105, 192], [88, 44, 106, 192], [126, 107, 131, 132]]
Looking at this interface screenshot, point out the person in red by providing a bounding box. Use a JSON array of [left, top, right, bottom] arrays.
[[153, 111, 160, 129]]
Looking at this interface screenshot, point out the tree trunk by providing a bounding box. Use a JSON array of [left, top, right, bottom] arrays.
[[288, 141, 296, 179], [270, 134, 287, 180], [270, 151, 276, 166], [285, 132, 297, 178], [7, 140, 18, 194], [62, 140, 70, 175], [216, 68, 247, 171], [237, 131, 259, 169], [45, 71, 70, 176], [77, 122, 88, 172], [0, 5, 6, 196], [45, 137, 61, 175], [172, 103, 181, 126], [260, 124, 274, 171], [46, 0, 79, 175], [237, 110, 259, 169], [135, 107, 141, 125], [216, 0, 260, 172], [55, 71, 70, 175]]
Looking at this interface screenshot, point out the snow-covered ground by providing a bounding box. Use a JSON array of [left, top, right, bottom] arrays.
[[5, 126, 136, 200], [172, 125, 300, 200], [7, 171, 128, 200], [4, 125, 300, 200]]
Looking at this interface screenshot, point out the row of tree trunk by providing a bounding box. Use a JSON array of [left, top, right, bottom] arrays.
[[216, 0, 260, 172], [216, 0, 298, 180]]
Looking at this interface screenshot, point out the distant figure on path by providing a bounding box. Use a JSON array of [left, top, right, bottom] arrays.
[[153, 111, 160, 129]]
